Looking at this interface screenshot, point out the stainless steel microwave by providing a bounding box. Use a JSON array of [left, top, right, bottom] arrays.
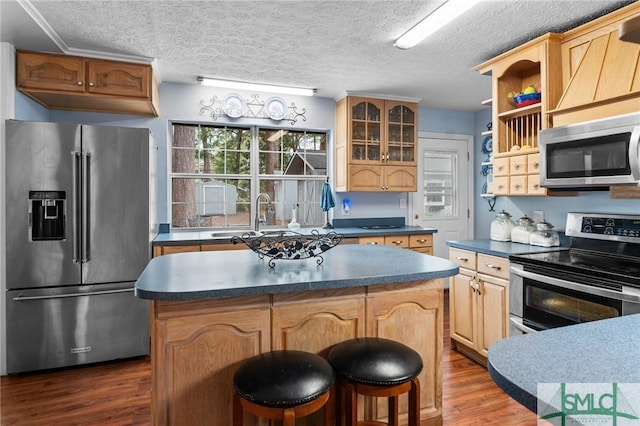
[[539, 112, 640, 188]]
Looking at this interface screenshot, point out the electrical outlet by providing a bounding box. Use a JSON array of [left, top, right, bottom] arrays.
[[399, 198, 406, 209], [533, 210, 544, 223]]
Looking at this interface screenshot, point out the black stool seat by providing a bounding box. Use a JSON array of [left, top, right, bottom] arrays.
[[233, 350, 335, 408], [328, 337, 423, 386]]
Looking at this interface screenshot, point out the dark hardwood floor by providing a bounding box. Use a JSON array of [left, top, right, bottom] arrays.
[[1, 293, 539, 425]]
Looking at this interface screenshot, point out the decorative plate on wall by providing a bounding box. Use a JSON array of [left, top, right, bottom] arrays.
[[223, 93, 246, 118], [265, 97, 287, 121]]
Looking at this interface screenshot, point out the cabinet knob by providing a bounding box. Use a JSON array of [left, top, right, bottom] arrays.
[[533, 162, 539, 167], [89, 82, 95, 87], [77, 81, 83, 86], [514, 184, 520, 189], [514, 164, 520, 169], [533, 184, 539, 189]]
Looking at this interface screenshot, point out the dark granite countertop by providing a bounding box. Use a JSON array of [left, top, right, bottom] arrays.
[[154, 225, 437, 245], [135, 244, 458, 301], [488, 314, 640, 412], [446, 239, 569, 258]]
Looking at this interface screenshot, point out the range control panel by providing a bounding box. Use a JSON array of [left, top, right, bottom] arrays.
[[566, 213, 640, 242]]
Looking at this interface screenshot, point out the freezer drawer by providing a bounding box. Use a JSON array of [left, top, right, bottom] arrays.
[[6, 283, 149, 373]]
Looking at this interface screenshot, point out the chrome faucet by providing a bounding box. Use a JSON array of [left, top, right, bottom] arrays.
[[254, 192, 271, 232]]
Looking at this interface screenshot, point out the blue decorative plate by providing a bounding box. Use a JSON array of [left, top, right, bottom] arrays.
[[481, 136, 493, 155]]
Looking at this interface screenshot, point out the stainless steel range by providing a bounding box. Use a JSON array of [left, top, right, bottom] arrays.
[[509, 212, 640, 335]]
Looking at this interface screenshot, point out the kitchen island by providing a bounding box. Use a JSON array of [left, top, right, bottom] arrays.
[[488, 314, 640, 412], [135, 244, 458, 426]]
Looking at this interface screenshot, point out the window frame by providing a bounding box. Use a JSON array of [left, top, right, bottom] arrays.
[[168, 121, 330, 231]]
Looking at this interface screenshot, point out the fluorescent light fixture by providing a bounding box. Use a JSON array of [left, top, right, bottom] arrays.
[[198, 77, 316, 96], [394, 0, 482, 49]]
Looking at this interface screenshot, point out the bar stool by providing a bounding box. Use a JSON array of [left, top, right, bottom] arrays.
[[232, 350, 335, 426], [328, 338, 423, 426]]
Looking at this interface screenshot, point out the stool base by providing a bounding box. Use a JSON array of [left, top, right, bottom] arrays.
[[335, 377, 420, 426], [233, 389, 334, 426]]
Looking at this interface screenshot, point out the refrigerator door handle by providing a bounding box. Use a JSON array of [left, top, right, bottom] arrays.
[[82, 152, 91, 263], [12, 288, 133, 301], [71, 151, 82, 264]]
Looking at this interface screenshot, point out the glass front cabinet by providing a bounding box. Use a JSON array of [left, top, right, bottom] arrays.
[[335, 96, 418, 192]]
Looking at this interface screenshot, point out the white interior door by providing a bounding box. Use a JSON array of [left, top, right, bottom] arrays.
[[411, 133, 473, 259]]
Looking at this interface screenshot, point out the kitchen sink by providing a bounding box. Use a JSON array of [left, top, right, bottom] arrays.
[[208, 230, 263, 239]]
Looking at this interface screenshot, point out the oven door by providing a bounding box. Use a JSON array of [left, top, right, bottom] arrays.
[[509, 264, 640, 335]]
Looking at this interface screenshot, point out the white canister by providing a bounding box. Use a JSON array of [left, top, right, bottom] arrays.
[[490, 210, 515, 241], [511, 215, 536, 244]]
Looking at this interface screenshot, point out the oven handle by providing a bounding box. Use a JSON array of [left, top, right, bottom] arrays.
[[509, 316, 538, 334], [510, 266, 640, 303]]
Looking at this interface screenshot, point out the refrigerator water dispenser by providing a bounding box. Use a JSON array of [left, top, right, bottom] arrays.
[[29, 190, 66, 241]]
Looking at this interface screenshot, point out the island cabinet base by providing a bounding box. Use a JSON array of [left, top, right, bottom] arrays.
[[150, 281, 444, 426]]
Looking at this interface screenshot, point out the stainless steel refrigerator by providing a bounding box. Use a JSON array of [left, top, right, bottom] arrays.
[[5, 120, 157, 373]]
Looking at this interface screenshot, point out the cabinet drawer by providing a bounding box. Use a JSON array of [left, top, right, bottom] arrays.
[[527, 153, 541, 174], [527, 174, 546, 195], [493, 176, 509, 195], [156, 244, 200, 256], [359, 236, 386, 245], [509, 155, 527, 175], [385, 235, 409, 248], [493, 157, 509, 177], [510, 175, 527, 195], [476, 253, 509, 280], [449, 248, 476, 270], [409, 234, 433, 248]]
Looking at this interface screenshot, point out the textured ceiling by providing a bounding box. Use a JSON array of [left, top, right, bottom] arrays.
[[2, 0, 637, 111]]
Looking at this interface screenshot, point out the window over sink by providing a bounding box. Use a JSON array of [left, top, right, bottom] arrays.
[[170, 123, 328, 229]]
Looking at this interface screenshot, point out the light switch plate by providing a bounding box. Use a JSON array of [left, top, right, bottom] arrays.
[[399, 198, 406, 209]]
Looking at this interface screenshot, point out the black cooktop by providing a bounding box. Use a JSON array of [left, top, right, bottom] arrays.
[[510, 239, 640, 289]]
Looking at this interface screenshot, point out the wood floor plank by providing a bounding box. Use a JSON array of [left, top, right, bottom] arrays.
[[1, 291, 539, 425]]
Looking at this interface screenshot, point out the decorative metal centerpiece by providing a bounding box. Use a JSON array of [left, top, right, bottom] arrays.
[[199, 93, 308, 125], [231, 230, 343, 268]]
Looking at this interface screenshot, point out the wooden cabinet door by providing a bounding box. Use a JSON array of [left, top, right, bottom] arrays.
[[384, 165, 417, 192], [87, 59, 151, 98], [367, 283, 443, 423], [272, 289, 366, 354], [385, 101, 417, 166], [348, 164, 384, 191], [154, 302, 271, 426], [17, 51, 85, 93], [449, 272, 476, 349], [477, 274, 508, 357]]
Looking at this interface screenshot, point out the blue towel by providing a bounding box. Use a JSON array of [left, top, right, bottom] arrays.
[[321, 181, 335, 212]]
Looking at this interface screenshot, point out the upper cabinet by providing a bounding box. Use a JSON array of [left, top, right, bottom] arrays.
[[335, 95, 418, 192], [16, 50, 159, 117], [475, 34, 563, 197]]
